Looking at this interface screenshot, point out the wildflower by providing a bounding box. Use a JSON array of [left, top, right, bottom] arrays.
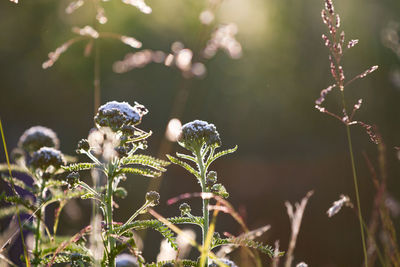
[[178, 120, 221, 153], [94, 101, 148, 131], [18, 126, 59, 153], [30, 147, 65, 171]]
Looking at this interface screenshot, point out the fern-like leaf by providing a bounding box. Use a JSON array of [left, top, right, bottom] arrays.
[[118, 167, 162, 178], [2, 175, 33, 192], [0, 193, 37, 213], [0, 163, 31, 175], [145, 259, 197, 267], [116, 216, 204, 251], [45, 189, 86, 207], [176, 152, 197, 163], [62, 163, 98, 172], [45, 179, 68, 188], [166, 155, 200, 179], [128, 130, 153, 143], [120, 154, 170, 172], [0, 205, 29, 219], [206, 145, 238, 168], [117, 219, 177, 250], [212, 237, 280, 258]]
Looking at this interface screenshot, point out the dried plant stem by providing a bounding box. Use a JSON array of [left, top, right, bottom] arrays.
[[284, 191, 313, 267], [341, 92, 368, 267], [0, 119, 31, 267]]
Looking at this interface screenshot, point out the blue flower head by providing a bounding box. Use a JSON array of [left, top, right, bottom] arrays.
[[94, 101, 148, 132], [178, 120, 221, 153], [30, 147, 65, 171], [18, 126, 59, 153]]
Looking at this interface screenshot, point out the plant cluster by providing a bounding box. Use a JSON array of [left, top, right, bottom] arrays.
[[1, 102, 280, 266], [2, 0, 399, 266]]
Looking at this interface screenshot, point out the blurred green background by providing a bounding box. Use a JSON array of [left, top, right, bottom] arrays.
[[0, 0, 399, 265]]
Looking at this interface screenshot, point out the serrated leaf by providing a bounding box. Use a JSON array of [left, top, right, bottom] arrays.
[[145, 259, 197, 267], [176, 152, 197, 163], [0, 163, 31, 175], [206, 145, 237, 168], [0, 205, 29, 219], [45, 189, 86, 206], [1, 193, 37, 213], [128, 130, 153, 143], [166, 155, 200, 179], [45, 179, 68, 188], [62, 163, 98, 172], [212, 237, 280, 258], [118, 167, 162, 178], [2, 175, 33, 192], [120, 154, 170, 172]]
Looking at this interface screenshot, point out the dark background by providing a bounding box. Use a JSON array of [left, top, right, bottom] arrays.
[[0, 0, 399, 266]]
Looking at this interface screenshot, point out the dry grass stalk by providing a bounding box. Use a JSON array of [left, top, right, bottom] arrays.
[[284, 191, 313, 267]]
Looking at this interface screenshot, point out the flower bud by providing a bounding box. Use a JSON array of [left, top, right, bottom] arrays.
[[145, 191, 160, 206], [178, 120, 221, 152], [18, 126, 59, 153], [114, 187, 128, 199], [30, 147, 65, 171], [179, 202, 191, 216], [211, 183, 229, 199], [206, 171, 217, 186], [115, 146, 128, 158], [94, 101, 147, 132], [66, 172, 80, 189], [76, 139, 90, 153]]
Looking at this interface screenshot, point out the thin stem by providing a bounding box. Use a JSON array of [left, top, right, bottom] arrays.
[[79, 180, 102, 199], [119, 201, 152, 235], [196, 148, 209, 267], [84, 150, 102, 166], [34, 180, 46, 263], [106, 177, 115, 266], [341, 91, 368, 267]]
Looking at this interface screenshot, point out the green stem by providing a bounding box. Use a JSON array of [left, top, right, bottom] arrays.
[[196, 148, 209, 267], [341, 92, 368, 267], [34, 180, 46, 264], [106, 177, 115, 266]]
